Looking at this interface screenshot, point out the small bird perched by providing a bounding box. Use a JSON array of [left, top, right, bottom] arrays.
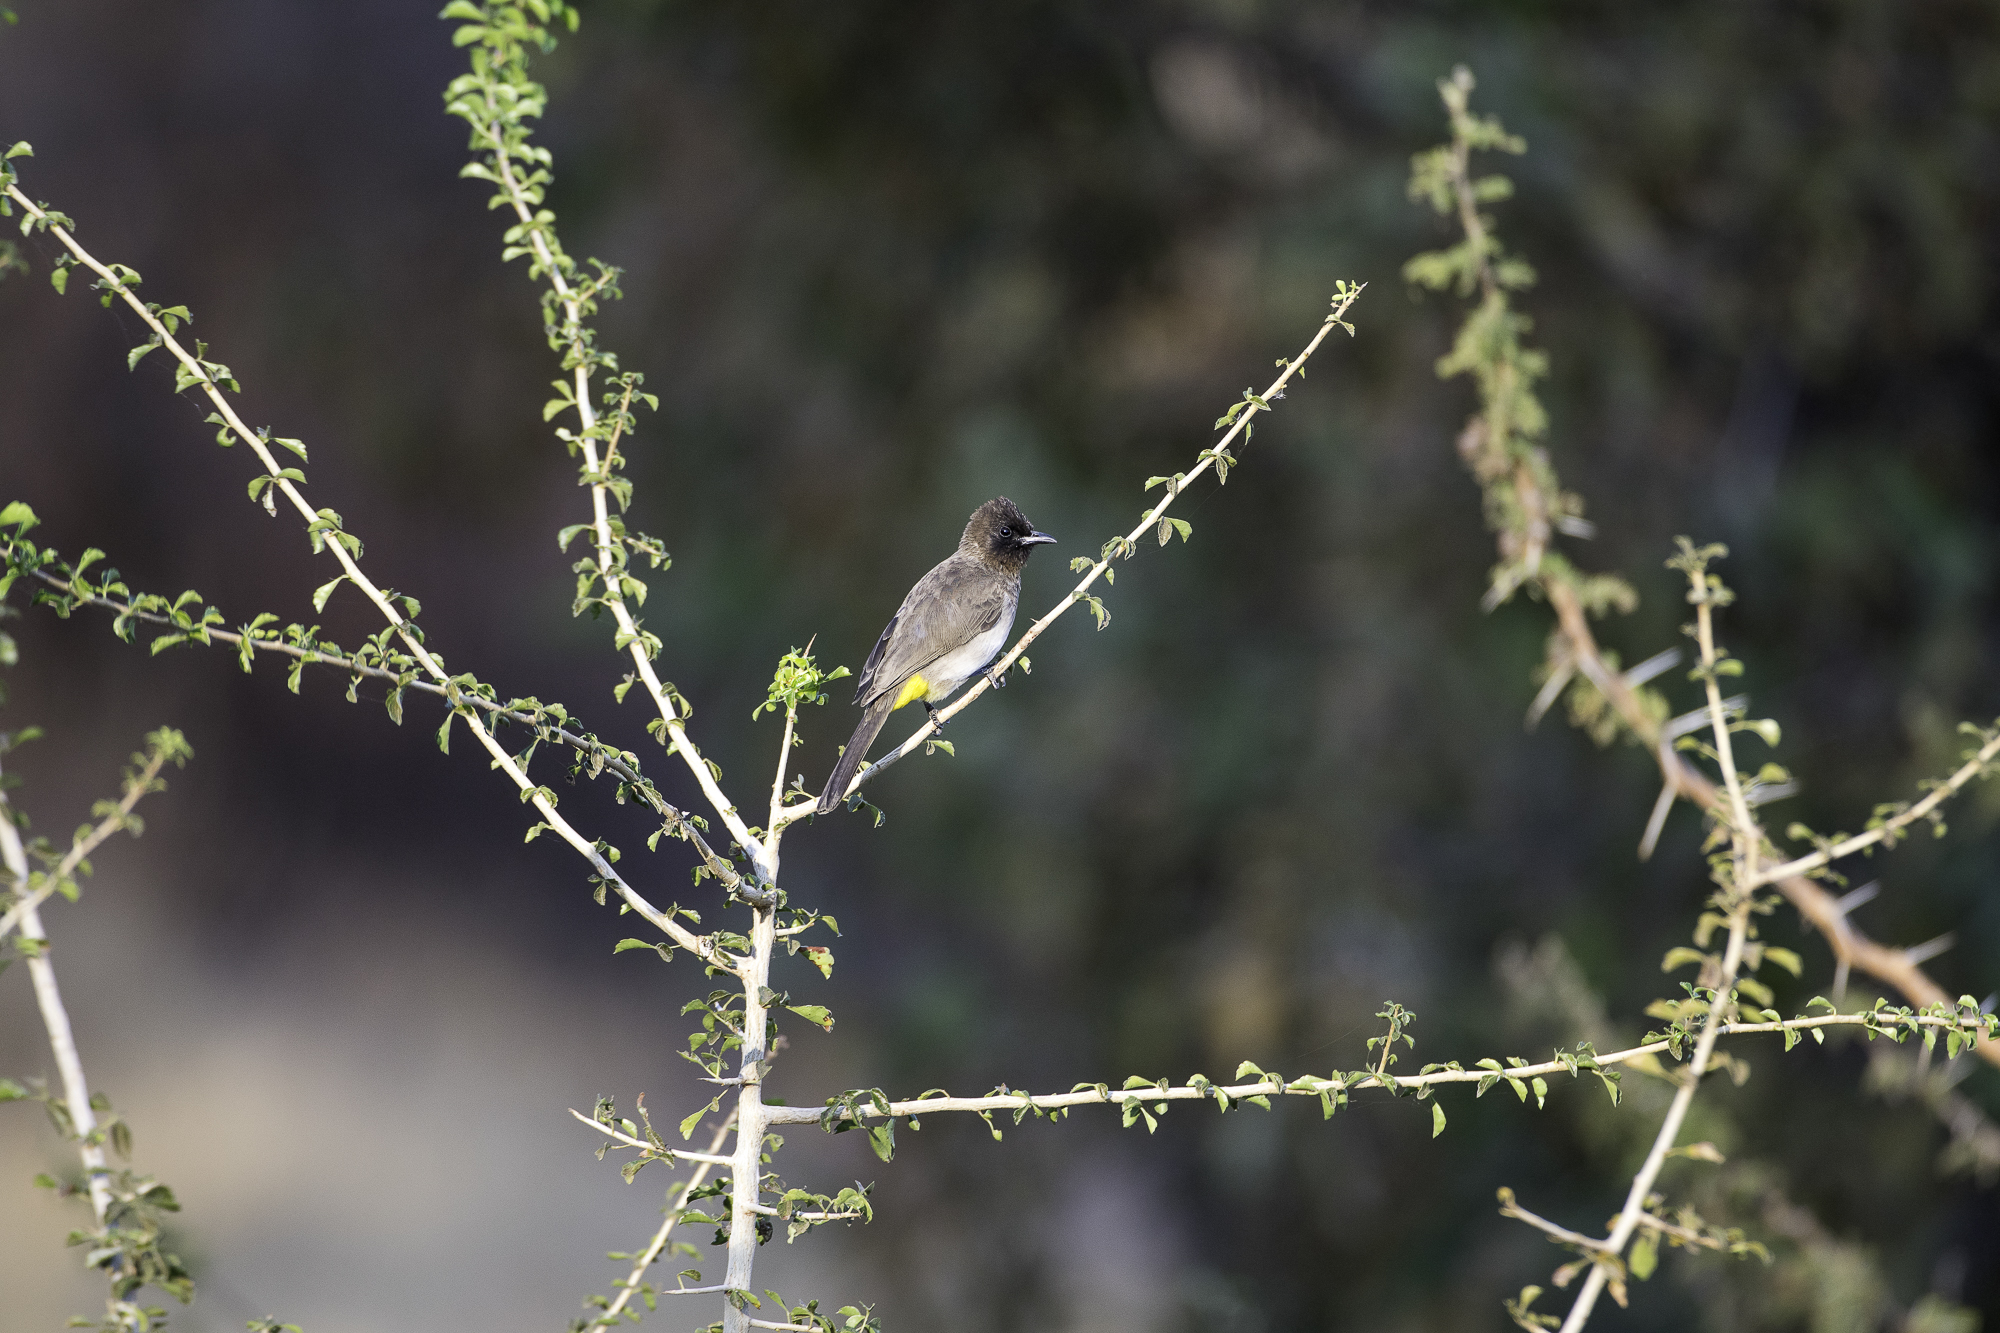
[[818, 497, 1056, 814]]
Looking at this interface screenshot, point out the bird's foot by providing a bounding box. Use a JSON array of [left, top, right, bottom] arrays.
[[986, 665, 1009, 690], [924, 703, 948, 730]]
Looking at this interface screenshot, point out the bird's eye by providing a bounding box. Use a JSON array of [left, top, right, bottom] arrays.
[[1000, 526, 1012, 537]]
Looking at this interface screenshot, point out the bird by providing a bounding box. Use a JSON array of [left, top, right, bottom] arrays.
[[818, 496, 1056, 814]]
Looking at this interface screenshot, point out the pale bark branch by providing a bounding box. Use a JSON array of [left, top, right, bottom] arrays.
[[1547, 580, 2000, 1070], [1748, 728, 2000, 888], [0, 742, 171, 943], [0, 773, 113, 1221], [2, 182, 737, 973], [1554, 582, 1753, 1333], [566, 1108, 736, 1164], [758, 1010, 1987, 1126], [6, 563, 753, 902], [580, 1114, 738, 1330], [459, 104, 765, 874]]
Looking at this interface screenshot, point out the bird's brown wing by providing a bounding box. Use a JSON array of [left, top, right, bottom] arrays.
[[855, 553, 1011, 707]]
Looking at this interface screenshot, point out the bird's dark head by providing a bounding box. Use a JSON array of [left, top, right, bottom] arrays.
[[962, 497, 1056, 571]]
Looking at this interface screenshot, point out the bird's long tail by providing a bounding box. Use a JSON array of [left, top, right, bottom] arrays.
[[818, 694, 898, 814]]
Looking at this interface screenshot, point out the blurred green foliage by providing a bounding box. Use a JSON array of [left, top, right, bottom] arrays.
[[0, 1, 1996, 1330]]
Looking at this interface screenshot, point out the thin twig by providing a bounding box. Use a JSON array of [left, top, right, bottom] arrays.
[[1, 181, 735, 972], [1498, 1190, 1610, 1251], [582, 1113, 738, 1329], [1502, 1189, 1740, 1257], [757, 1010, 1989, 1126], [456, 99, 765, 874], [0, 742, 171, 943], [1748, 730, 2000, 888], [5, 563, 753, 900], [567, 1108, 736, 1164], [1555, 572, 1754, 1333], [767, 694, 798, 853]]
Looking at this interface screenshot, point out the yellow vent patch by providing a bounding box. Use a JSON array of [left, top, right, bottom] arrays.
[[892, 673, 931, 710]]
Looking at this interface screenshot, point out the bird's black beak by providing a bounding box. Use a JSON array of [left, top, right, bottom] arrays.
[[1021, 530, 1057, 546]]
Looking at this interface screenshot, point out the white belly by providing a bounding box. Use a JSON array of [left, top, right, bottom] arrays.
[[923, 601, 1016, 700]]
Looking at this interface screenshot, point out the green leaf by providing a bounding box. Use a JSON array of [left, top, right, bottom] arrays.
[[0, 500, 38, 531], [312, 576, 346, 613], [1660, 947, 1707, 973], [0, 1077, 26, 1101], [867, 1120, 895, 1162], [680, 1094, 723, 1141], [787, 1004, 835, 1031], [4, 142, 32, 159], [1629, 1230, 1658, 1281], [1431, 1101, 1446, 1138], [1763, 947, 1803, 977]]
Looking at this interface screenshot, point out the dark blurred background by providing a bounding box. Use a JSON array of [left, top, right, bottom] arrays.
[[3, 2, 1998, 1330]]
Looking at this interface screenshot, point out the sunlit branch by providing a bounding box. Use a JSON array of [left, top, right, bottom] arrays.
[[1748, 729, 2000, 888], [568, 1107, 735, 1165], [1500, 1188, 1740, 1257], [0, 769, 113, 1221], [759, 1009, 1992, 1127], [1406, 89, 2000, 1069], [0, 182, 730, 973], [454, 96, 765, 874], [1553, 563, 1753, 1333], [7, 561, 752, 901]]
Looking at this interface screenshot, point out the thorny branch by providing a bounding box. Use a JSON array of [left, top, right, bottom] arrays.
[[1409, 71, 2000, 1070], [580, 1113, 738, 1329], [1549, 552, 1755, 1333]]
